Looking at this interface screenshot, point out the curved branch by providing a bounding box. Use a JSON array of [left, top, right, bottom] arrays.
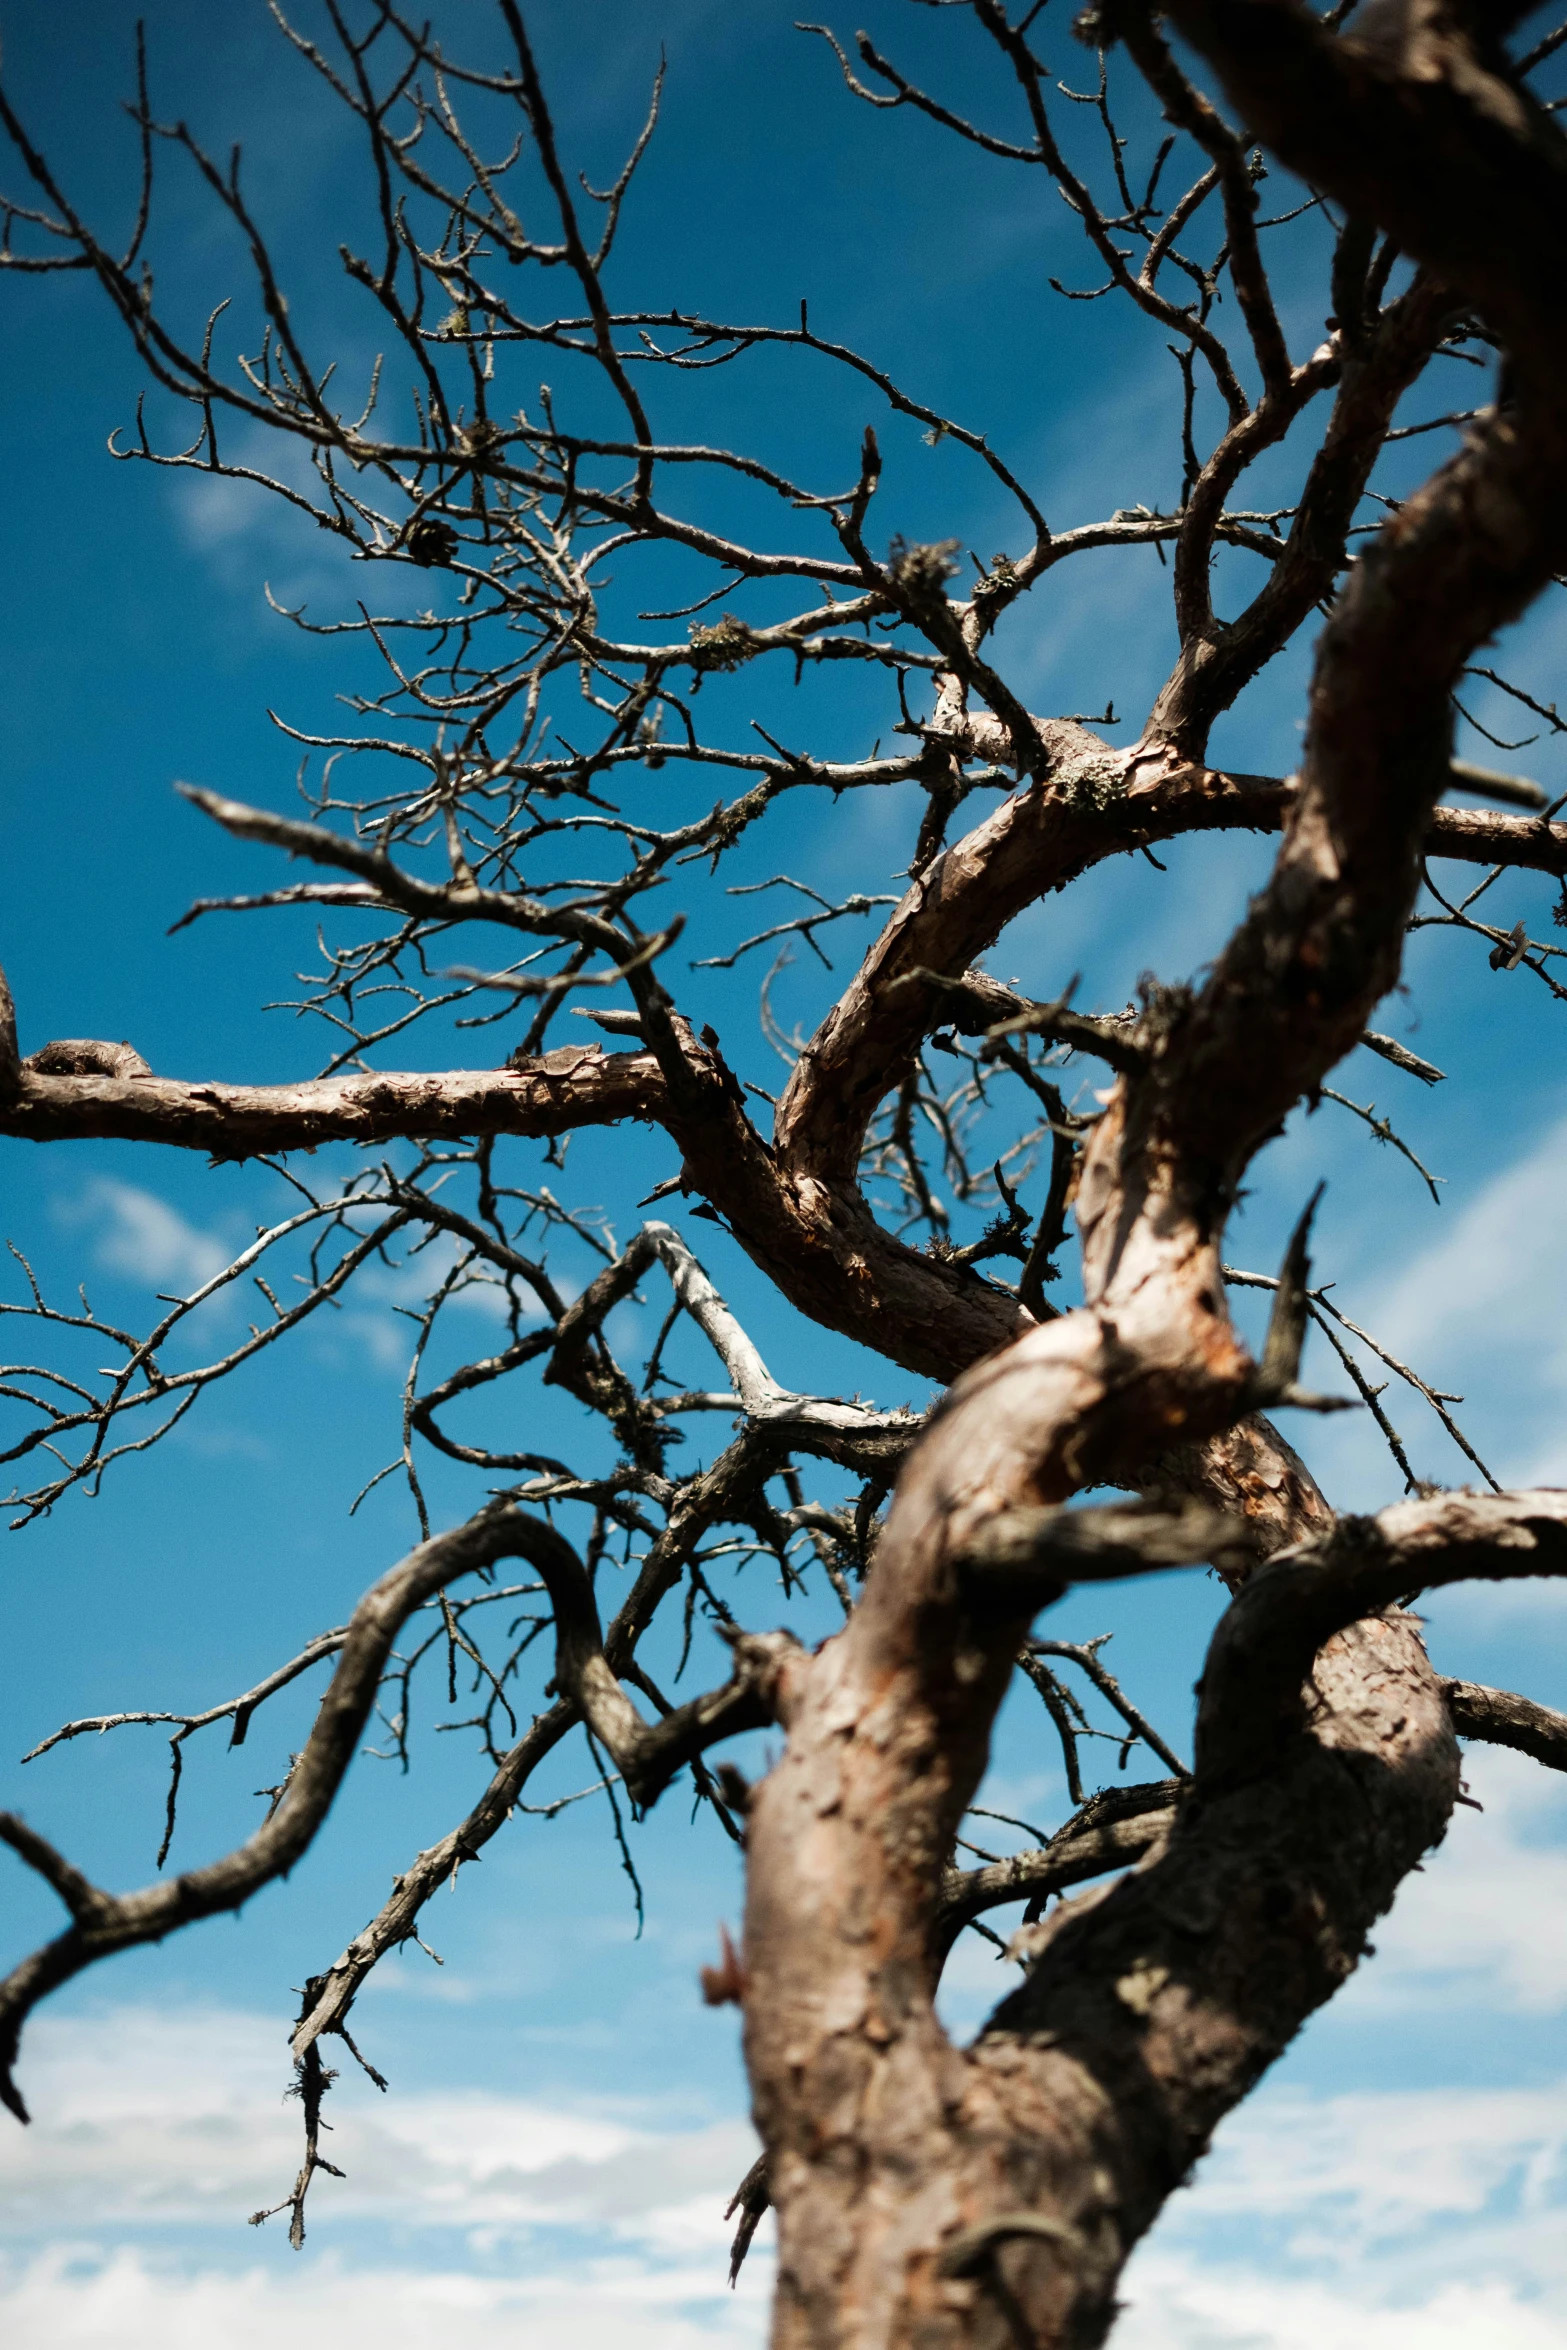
[[1161, 0, 1567, 386], [1443, 1676, 1567, 1771], [770, 722, 1564, 1215], [1122, 420, 1567, 1253], [933, 1780, 1182, 1960], [1148, 270, 1457, 756], [771, 722, 1279, 1189], [0, 1483, 810, 2118], [288, 1696, 578, 2063], [741, 18, 1567, 2329], [0, 1500, 559, 2122], [0, 785, 1555, 1167], [522, 1510, 806, 1807], [1199, 1489, 1567, 1786]]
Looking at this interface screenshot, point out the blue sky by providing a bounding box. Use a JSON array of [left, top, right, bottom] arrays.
[[2, 4, 1567, 2345]]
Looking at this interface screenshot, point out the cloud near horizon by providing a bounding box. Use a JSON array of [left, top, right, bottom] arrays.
[[8, 1736, 1567, 2350], [0, 2002, 767, 2350], [1356, 1107, 1567, 1494]]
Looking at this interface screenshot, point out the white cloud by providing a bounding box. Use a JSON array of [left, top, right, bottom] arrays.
[[168, 411, 473, 626], [324, 1233, 536, 1375], [1117, 2256, 1567, 2350], [0, 2007, 758, 2250], [167, 1419, 272, 1462], [12, 1732, 1567, 2350], [1155, 2076, 1567, 2246], [58, 1179, 231, 1295], [49, 1182, 540, 1375], [353, 1237, 527, 1326], [179, 468, 286, 555], [1337, 1743, 1567, 2016], [1117, 2064, 1567, 2347], [0, 2245, 766, 2350], [1355, 1110, 1567, 1491], [0, 2004, 768, 2347], [12, 2020, 1567, 2350], [1110, 1745, 1567, 2343], [170, 424, 364, 613]]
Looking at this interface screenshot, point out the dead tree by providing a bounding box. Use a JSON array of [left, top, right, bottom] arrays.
[[4, 2, 1567, 2342]]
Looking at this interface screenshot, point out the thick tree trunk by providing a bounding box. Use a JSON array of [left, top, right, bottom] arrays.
[[739, 1221, 1464, 2350], [748, 1544, 1453, 2349], [3, 8, 1566, 2329], [739, 8, 1567, 2324]]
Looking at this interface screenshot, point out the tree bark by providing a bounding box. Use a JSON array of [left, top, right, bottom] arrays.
[[737, 6, 1567, 2331]]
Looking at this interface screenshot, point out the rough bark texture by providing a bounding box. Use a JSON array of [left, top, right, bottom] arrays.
[[1, 1043, 669, 1153], [735, 6, 1567, 2337], [3, 5, 1566, 2342]]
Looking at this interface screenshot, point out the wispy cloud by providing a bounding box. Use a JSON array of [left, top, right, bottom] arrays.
[[55, 1179, 232, 1295], [1116, 1741, 1567, 2342], [1336, 1743, 1567, 2017], [0, 2241, 767, 2350], [1118, 2252, 1567, 2350], [322, 1229, 542, 1376], [1294, 1104, 1567, 1506], [0, 2003, 766, 2347], [1156, 2075, 1567, 2248], [170, 422, 370, 616], [1120, 2047, 1567, 2342], [48, 1181, 534, 1385], [1363, 1108, 1567, 1491], [6, 1744, 1565, 2348], [10, 1725, 1567, 2350], [0, 2246, 765, 2350], [0, 2004, 760, 2254]]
